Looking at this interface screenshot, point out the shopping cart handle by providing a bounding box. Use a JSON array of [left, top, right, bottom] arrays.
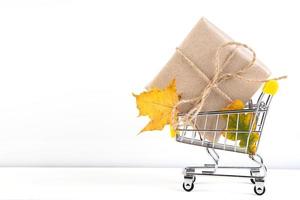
[[263, 80, 279, 95]]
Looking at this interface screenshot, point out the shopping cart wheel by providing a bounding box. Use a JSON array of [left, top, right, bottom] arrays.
[[183, 182, 194, 192], [254, 186, 265, 195]]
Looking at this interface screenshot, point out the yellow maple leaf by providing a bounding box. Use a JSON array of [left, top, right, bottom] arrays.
[[133, 79, 179, 133]]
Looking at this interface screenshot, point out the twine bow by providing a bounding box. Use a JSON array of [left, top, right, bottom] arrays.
[[171, 42, 287, 129]]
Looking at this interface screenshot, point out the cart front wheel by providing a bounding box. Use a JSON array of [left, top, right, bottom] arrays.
[[183, 182, 194, 192], [254, 186, 265, 195]]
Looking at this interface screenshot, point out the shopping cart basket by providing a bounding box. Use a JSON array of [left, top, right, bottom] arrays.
[[176, 82, 277, 195]]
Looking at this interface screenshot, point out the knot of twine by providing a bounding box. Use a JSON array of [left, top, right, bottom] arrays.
[[171, 41, 287, 129]]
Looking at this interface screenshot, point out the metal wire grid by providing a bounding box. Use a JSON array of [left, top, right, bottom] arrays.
[[176, 93, 272, 155]]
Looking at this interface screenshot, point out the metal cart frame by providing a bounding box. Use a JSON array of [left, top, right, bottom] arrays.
[[176, 91, 273, 195]]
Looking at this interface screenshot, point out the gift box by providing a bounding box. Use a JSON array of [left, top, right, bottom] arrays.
[[146, 18, 271, 142]]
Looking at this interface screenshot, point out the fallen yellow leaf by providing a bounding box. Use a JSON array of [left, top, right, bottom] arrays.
[[133, 79, 179, 133], [223, 99, 244, 110], [221, 99, 259, 154]]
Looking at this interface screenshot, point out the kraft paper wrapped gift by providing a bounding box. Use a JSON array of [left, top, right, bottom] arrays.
[[147, 18, 271, 142]]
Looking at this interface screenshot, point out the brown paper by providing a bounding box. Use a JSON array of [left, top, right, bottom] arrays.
[[147, 18, 271, 142]]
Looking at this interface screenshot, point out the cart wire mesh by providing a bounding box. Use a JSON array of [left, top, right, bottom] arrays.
[[176, 93, 272, 155]]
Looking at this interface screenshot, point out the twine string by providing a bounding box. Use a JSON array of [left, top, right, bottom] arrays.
[[171, 42, 287, 130]]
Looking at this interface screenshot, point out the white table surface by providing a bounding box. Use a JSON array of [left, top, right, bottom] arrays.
[[0, 167, 297, 199]]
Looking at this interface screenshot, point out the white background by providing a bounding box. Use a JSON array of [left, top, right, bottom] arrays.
[[0, 0, 297, 168]]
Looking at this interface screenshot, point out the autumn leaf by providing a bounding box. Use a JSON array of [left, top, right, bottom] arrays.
[[133, 79, 179, 134], [222, 99, 260, 154]]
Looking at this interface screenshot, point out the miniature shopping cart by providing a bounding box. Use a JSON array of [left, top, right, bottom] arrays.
[[176, 82, 278, 195]]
